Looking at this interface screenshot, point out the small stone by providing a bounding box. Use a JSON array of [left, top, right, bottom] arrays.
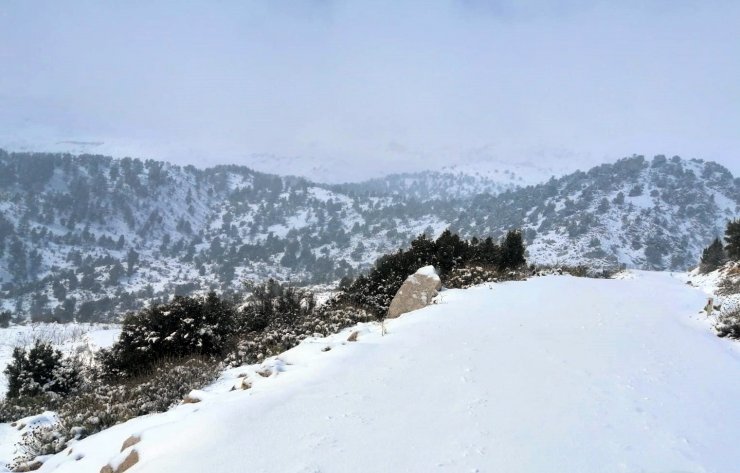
[[120, 435, 140, 452]]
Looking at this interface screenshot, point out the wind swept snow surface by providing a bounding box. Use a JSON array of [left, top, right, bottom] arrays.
[[40, 273, 740, 472]]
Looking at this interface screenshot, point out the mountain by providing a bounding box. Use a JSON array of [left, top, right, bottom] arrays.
[[33, 272, 740, 472], [0, 150, 737, 321], [453, 155, 739, 269]]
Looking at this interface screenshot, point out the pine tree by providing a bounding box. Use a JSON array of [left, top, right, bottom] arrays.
[[4, 347, 25, 398], [500, 230, 526, 270], [700, 237, 727, 273], [435, 230, 468, 275], [725, 219, 740, 261], [3, 341, 77, 398]]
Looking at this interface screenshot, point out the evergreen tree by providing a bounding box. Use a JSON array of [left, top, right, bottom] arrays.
[[101, 292, 236, 378], [725, 219, 740, 261], [126, 248, 139, 276], [435, 230, 468, 275], [700, 237, 727, 273], [0, 310, 11, 328], [500, 230, 526, 269], [3, 341, 78, 398]]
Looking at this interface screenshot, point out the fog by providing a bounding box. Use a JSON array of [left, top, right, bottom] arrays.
[[1, 0, 738, 181]]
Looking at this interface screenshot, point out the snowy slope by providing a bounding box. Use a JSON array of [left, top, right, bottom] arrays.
[[38, 273, 740, 473]]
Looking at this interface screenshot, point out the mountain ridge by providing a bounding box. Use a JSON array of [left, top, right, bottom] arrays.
[[0, 150, 737, 321]]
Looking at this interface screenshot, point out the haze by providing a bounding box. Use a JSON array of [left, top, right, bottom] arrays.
[[1, 0, 739, 182]]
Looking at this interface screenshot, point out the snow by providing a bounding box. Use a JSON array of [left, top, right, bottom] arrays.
[[415, 265, 439, 278], [30, 273, 740, 472], [0, 412, 59, 471]]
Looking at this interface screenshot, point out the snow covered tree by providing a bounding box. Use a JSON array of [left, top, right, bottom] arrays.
[[700, 237, 727, 273], [3, 341, 78, 398], [101, 292, 236, 378], [725, 219, 740, 261], [435, 230, 468, 275]]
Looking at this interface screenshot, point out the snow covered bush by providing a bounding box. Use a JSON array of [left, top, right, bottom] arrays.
[[10, 421, 67, 469], [239, 279, 316, 333], [3, 341, 79, 399], [716, 264, 740, 296], [228, 303, 373, 366], [2, 356, 219, 467], [716, 306, 740, 339], [100, 292, 236, 378], [0, 394, 54, 423], [444, 266, 524, 289], [60, 356, 219, 439]]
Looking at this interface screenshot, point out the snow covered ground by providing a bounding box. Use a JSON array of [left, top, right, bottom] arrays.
[[27, 272, 740, 472]]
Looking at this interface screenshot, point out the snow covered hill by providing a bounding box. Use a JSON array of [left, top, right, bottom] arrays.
[[36, 273, 740, 473], [1, 151, 738, 322]]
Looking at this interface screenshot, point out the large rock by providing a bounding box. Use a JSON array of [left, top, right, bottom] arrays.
[[387, 266, 442, 319]]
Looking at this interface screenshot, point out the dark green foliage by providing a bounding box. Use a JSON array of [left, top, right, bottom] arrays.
[[342, 230, 525, 317], [726, 219, 740, 261], [101, 292, 236, 378], [699, 237, 727, 273], [434, 230, 469, 274], [3, 341, 78, 398], [500, 230, 526, 270], [239, 279, 316, 332], [0, 310, 11, 328]]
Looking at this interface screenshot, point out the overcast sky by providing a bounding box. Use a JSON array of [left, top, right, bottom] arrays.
[[0, 0, 738, 181]]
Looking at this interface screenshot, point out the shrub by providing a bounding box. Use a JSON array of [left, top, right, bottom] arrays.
[[716, 306, 740, 339], [10, 422, 66, 470], [60, 357, 219, 438], [101, 292, 236, 378], [0, 394, 56, 423], [239, 279, 315, 333], [3, 341, 79, 399], [341, 230, 526, 318], [717, 269, 740, 296], [227, 303, 373, 366], [444, 266, 516, 289], [0, 356, 220, 466]]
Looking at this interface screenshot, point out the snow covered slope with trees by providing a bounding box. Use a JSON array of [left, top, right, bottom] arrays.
[[37, 272, 740, 473], [1, 150, 738, 321]]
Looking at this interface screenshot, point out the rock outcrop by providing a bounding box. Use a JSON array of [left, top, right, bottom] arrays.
[[387, 266, 441, 319]]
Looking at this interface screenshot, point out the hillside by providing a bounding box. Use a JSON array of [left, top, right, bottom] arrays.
[[35, 273, 740, 473], [455, 155, 739, 269], [0, 151, 738, 321]]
